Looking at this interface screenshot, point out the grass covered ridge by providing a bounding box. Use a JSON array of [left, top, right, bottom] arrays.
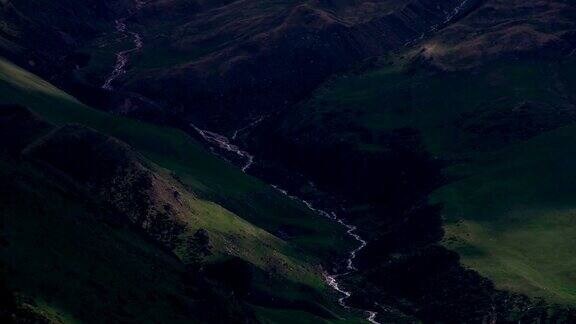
[[0, 57, 360, 322]]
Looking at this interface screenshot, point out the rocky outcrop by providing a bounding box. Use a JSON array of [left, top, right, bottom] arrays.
[[23, 124, 189, 250]]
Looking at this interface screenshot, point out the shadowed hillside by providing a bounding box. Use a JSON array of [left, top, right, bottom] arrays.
[[3, 0, 576, 322], [0, 57, 364, 322]]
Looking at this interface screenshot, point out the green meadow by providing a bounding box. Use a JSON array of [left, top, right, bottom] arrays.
[[290, 53, 576, 305]]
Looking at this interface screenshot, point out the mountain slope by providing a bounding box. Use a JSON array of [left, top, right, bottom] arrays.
[[239, 0, 576, 319], [0, 106, 249, 323], [4, 0, 576, 322], [71, 0, 480, 130], [0, 57, 364, 322]]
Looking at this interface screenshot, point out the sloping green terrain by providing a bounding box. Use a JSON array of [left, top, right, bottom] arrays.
[[0, 57, 361, 322], [272, 53, 576, 305], [0, 152, 235, 323], [3, 0, 576, 322], [436, 120, 576, 304], [0, 57, 350, 260]]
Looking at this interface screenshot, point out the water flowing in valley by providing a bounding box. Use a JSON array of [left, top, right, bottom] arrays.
[[100, 4, 380, 320], [100, 1, 480, 320], [191, 122, 380, 323], [100, 1, 483, 320], [102, 19, 143, 90]]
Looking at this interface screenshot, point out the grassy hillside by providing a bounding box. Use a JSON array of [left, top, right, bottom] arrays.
[[0, 57, 349, 261], [0, 154, 232, 323], [435, 123, 576, 304], [0, 57, 363, 322], [270, 52, 576, 306]]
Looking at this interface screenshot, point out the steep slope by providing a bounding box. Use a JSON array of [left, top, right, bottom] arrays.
[[0, 58, 364, 322], [0, 56, 350, 262], [0, 105, 251, 323]]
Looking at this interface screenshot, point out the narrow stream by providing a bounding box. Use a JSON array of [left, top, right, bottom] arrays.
[[101, 2, 382, 319], [404, 0, 477, 46], [102, 15, 143, 90], [190, 124, 255, 172], [98, 0, 489, 320], [191, 122, 380, 323]]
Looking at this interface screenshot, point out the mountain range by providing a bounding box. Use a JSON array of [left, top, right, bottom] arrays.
[[1, 0, 576, 323]]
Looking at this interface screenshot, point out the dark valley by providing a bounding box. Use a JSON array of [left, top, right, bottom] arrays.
[[1, 0, 576, 323]]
